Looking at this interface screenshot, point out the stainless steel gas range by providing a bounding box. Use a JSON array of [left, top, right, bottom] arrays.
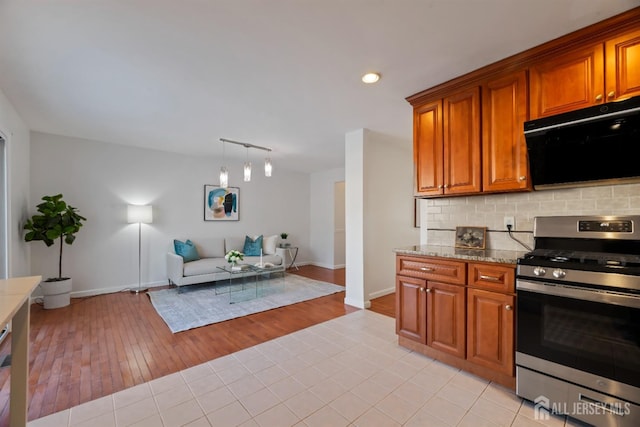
[[516, 215, 640, 427]]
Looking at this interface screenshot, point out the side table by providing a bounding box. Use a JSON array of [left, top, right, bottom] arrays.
[[276, 245, 299, 270]]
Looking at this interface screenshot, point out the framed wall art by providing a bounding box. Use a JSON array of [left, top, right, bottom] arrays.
[[204, 185, 239, 221], [454, 226, 486, 249]]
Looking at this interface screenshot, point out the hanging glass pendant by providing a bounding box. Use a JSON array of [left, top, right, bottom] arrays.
[[219, 166, 228, 188], [264, 157, 272, 177], [244, 162, 251, 182]]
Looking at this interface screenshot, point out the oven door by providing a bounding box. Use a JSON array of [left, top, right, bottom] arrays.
[[516, 279, 640, 394]]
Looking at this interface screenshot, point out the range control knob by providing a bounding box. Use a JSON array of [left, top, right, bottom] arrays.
[[553, 269, 566, 279], [533, 267, 546, 276]]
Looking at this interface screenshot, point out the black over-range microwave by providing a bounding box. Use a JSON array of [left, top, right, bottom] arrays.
[[524, 95, 640, 190]]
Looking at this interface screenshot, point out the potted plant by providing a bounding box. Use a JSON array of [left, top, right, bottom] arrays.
[[280, 232, 290, 248], [24, 194, 86, 309]]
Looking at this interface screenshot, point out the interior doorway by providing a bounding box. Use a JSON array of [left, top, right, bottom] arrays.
[[334, 181, 345, 267]]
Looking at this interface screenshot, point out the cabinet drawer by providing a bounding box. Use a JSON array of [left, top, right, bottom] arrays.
[[397, 256, 466, 285], [468, 262, 515, 293]]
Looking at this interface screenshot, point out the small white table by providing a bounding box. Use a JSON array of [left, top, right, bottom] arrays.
[[0, 276, 41, 427], [276, 246, 299, 270]]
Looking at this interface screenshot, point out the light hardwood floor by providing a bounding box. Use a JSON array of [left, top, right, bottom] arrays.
[[0, 266, 394, 425]]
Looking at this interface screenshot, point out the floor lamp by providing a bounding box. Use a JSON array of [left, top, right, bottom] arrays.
[[127, 204, 153, 294]]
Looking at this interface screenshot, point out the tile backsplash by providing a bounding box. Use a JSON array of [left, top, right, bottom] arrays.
[[420, 182, 640, 251]]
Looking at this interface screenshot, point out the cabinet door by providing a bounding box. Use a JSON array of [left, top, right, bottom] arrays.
[[426, 281, 466, 358], [482, 71, 530, 192], [396, 275, 426, 343], [606, 28, 640, 101], [529, 44, 605, 118], [414, 101, 444, 196], [466, 289, 514, 376], [443, 87, 481, 194]]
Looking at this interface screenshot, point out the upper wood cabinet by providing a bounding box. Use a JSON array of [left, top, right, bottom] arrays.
[[414, 101, 443, 195], [530, 29, 640, 119], [606, 28, 640, 101], [409, 8, 640, 197], [529, 44, 604, 118], [482, 71, 530, 192], [443, 87, 481, 195], [413, 87, 481, 196]]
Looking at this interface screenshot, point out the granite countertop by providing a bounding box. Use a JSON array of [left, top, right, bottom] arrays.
[[393, 245, 528, 265]]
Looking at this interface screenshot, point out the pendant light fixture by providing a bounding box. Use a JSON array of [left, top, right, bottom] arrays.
[[244, 146, 252, 182], [219, 138, 273, 184], [219, 140, 229, 188], [264, 157, 272, 177]]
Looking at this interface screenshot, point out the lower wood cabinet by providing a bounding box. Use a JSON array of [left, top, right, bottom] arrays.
[[466, 288, 515, 376], [396, 275, 426, 343], [427, 281, 466, 358], [396, 254, 516, 388]]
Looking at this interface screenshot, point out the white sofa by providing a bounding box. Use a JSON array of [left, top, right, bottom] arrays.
[[167, 236, 283, 287]]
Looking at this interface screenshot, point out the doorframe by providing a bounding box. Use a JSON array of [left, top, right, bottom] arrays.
[[0, 130, 8, 280]]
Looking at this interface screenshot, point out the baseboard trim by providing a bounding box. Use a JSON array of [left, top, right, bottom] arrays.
[[343, 297, 371, 309], [369, 287, 395, 300], [28, 280, 170, 302]]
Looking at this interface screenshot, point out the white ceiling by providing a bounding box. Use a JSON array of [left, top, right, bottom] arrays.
[[0, 1, 638, 173]]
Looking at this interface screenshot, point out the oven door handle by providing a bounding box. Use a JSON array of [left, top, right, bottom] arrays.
[[516, 279, 640, 309], [578, 393, 629, 417]]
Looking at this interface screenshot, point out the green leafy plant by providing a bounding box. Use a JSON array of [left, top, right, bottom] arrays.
[[24, 194, 87, 281], [280, 232, 288, 239], [225, 250, 244, 264]]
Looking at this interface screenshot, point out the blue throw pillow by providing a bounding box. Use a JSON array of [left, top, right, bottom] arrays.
[[174, 239, 200, 262], [243, 235, 263, 256]]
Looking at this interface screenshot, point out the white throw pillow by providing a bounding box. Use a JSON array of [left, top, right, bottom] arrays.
[[263, 235, 278, 255]]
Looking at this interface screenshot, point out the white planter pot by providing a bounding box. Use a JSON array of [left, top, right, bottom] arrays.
[[42, 278, 72, 309]]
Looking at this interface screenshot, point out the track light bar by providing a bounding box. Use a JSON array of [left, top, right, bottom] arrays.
[[219, 138, 272, 153]]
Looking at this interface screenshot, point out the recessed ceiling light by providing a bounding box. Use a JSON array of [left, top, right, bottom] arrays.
[[361, 72, 380, 84]]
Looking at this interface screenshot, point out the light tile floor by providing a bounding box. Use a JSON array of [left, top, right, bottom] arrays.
[[28, 310, 586, 427]]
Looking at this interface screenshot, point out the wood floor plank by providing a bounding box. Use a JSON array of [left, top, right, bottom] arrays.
[[0, 266, 366, 425]]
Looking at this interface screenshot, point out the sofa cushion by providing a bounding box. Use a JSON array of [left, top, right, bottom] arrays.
[[196, 237, 226, 258], [263, 235, 278, 255], [243, 235, 263, 256], [174, 239, 200, 262], [183, 258, 228, 276]]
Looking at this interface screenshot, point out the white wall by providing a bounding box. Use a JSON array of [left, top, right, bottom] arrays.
[[345, 129, 418, 308], [345, 130, 365, 308], [309, 168, 345, 269], [363, 131, 418, 299], [29, 132, 311, 296], [0, 89, 31, 278], [421, 183, 640, 250]]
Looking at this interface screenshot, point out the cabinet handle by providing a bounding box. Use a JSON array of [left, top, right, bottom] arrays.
[[595, 94, 603, 102], [420, 267, 434, 272], [419, 287, 425, 293], [505, 305, 513, 311], [425, 288, 432, 293], [519, 176, 526, 181], [438, 185, 443, 189], [479, 275, 501, 282], [443, 184, 448, 188], [608, 91, 615, 99]]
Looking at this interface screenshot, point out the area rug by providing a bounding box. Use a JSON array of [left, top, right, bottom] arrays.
[[147, 274, 345, 333]]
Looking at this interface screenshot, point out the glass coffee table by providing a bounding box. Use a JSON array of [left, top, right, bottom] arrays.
[[216, 264, 286, 303]]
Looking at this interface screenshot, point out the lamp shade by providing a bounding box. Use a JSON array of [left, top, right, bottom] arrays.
[[127, 205, 153, 224]]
